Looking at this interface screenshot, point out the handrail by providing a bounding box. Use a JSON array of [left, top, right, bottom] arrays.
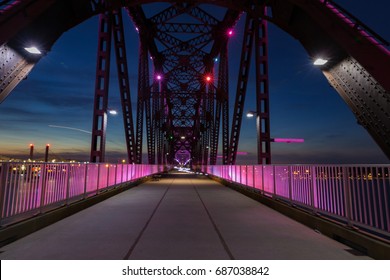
[[203, 164, 390, 241], [0, 162, 165, 226]]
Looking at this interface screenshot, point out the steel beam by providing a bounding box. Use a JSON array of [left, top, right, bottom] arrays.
[[90, 12, 112, 163], [228, 14, 255, 165], [111, 9, 136, 163], [254, 12, 271, 164]]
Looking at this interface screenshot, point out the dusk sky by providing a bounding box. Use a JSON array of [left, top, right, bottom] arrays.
[[0, 0, 389, 164]]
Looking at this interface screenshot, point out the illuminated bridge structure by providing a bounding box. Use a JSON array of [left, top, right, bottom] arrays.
[[0, 0, 389, 165], [0, 1, 390, 259]]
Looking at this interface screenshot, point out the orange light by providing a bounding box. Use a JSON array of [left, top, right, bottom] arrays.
[[29, 144, 34, 147], [46, 144, 50, 147]]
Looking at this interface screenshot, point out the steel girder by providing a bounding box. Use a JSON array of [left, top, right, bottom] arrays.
[[90, 9, 136, 163], [254, 14, 271, 164], [135, 38, 149, 164], [90, 12, 112, 163], [228, 14, 256, 165], [112, 9, 136, 164]]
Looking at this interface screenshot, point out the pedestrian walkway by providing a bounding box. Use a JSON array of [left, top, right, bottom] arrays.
[[0, 171, 370, 259]]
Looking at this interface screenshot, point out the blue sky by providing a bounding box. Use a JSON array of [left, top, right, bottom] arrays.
[[0, 0, 389, 164]]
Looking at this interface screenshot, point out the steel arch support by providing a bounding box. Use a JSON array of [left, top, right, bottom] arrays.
[[135, 37, 149, 163], [254, 14, 271, 164], [112, 9, 136, 164], [90, 11, 112, 163], [228, 14, 256, 165]]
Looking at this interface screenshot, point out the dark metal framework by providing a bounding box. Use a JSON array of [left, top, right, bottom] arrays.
[[123, 4, 243, 166], [1, 0, 389, 163], [90, 9, 135, 163]]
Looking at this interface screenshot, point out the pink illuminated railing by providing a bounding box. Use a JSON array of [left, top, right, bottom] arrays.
[[0, 162, 164, 226], [204, 164, 390, 239]]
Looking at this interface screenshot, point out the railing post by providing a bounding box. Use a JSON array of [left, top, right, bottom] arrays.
[[65, 164, 71, 205], [342, 166, 353, 227], [106, 165, 110, 188], [39, 163, 48, 213], [288, 165, 293, 204], [0, 163, 9, 223], [246, 165, 248, 186], [310, 166, 318, 214], [83, 163, 88, 199], [261, 165, 265, 194], [96, 164, 100, 194], [273, 165, 276, 198]]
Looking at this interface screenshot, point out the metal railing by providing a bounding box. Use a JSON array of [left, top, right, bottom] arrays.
[[0, 162, 164, 226], [203, 164, 390, 240]]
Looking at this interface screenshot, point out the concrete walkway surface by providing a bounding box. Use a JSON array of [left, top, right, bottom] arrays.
[[0, 172, 371, 260]]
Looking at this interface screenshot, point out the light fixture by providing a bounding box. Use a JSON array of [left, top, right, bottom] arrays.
[[156, 74, 162, 80], [246, 111, 256, 118], [108, 109, 118, 115], [313, 58, 328, 66], [272, 138, 304, 143], [180, 136, 186, 140], [24, 46, 41, 54]]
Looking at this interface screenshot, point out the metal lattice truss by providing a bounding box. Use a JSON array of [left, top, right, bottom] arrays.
[[126, 4, 242, 165]]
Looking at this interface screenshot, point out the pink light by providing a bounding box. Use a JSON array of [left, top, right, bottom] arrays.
[[156, 75, 162, 80], [273, 138, 304, 143], [227, 29, 233, 36]]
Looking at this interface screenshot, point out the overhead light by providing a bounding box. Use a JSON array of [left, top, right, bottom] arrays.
[[246, 111, 256, 118], [313, 58, 328, 66], [108, 109, 118, 115], [24, 46, 41, 54]]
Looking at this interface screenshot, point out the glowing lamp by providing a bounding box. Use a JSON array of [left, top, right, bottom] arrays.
[[205, 75, 212, 82], [156, 74, 162, 80], [24, 46, 41, 54], [180, 136, 186, 140], [108, 109, 118, 115], [246, 111, 256, 118], [227, 29, 233, 36], [313, 58, 328, 66]]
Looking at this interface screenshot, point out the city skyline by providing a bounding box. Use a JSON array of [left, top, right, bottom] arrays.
[[0, 0, 389, 164]]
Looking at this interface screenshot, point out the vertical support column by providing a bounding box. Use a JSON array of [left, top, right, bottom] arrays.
[[112, 9, 136, 164], [90, 12, 112, 163], [254, 9, 271, 164], [211, 42, 229, 165], [228, 14, 255, 165], [221, 46, 230, 165], [135, 37, 149, 163]]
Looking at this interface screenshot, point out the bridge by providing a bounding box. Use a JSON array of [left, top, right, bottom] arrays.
[[0, 0, 390, 260]]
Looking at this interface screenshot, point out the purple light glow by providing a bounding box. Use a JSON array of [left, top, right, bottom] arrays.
[[273, 138, 304, 143], [227, 29, 233, 36], [156, 74, 162, 80]]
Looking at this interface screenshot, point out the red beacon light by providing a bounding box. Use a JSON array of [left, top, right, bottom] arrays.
[[227, 29, 234, 36], [205, 75, 212, 83]]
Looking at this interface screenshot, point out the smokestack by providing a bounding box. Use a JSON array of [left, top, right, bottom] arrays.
[[44, 144, 50, 162], [29, 144, 34, 160]]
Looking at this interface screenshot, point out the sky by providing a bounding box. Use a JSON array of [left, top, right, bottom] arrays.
[[0, 0, 389, 164]]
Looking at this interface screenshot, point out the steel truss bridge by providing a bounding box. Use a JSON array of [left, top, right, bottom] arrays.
[[0, 0, 389, 165]]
